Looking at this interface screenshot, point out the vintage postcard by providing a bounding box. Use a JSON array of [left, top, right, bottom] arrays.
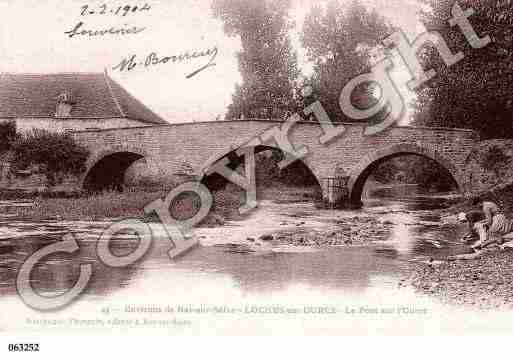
[[1, 0, 513, 350]]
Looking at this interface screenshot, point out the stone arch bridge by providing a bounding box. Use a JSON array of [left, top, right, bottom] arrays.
[[72, 120, 478, 207]]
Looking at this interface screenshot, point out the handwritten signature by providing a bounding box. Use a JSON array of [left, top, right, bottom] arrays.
[[112, 46, 218, 79]]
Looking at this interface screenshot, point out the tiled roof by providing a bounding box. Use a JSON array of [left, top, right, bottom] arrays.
[[0, 72, 167, 125]]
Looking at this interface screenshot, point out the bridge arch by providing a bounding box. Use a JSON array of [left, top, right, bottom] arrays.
[[81, 145, 159, 191], [199, 144, 323, 193], [347, 143, 464, 206]]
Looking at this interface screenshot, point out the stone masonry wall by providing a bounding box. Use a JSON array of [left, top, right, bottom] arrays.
[[73, 121, 479, 201]]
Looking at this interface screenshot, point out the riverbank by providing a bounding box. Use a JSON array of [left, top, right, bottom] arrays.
[[9, 190, 163, 221], [405, 180, 513, 310], [406, 248, 513, 310], [2, 183, 320, 223]]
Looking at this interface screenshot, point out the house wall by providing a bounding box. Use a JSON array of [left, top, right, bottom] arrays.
[[0, 117, 151, 133]]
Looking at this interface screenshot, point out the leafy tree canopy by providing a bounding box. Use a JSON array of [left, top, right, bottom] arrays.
[[212, 0, 300, 119], [414, 0, 513, 139], [300, 0, 391, 121]]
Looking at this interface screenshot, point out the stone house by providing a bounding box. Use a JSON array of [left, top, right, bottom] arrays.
[[0, 71, 167, 132], [0, 72, 167, 192]]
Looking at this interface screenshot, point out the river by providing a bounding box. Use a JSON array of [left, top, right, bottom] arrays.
[[1, 187, 511, 334]]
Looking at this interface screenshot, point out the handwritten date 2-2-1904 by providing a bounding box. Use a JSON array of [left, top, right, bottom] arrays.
[[80, 3, 151, 16]]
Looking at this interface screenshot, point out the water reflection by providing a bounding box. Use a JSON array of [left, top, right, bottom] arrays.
[[169, 245, 407, 295], [0, 187, 467, 308], [0, 225, 139, 298]]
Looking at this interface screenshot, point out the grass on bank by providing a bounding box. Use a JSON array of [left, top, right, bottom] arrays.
[[11, 183, 320, 222], [15, 189, 166, 221]]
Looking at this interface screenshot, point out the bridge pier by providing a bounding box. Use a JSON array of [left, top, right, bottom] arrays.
[[321, 177, 352, 209]]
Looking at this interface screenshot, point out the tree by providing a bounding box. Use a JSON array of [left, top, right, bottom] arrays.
[[212, 0, 299, 119], [255, 149, 320, 187], [372, 155, 457, 191], [407, 156, 457, 191], [414, 0, 513, 139], [300, 0, 391, 121], [11, 129, 89, 186]]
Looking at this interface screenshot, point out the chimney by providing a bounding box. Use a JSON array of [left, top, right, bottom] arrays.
[[55, 91, 74, 117]]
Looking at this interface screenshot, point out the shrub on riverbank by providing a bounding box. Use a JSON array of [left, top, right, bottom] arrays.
[[10, 129, 89, 186], [465, 139, 513, 193]]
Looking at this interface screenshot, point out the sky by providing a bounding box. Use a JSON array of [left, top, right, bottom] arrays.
[[0, 0, 426, 124]]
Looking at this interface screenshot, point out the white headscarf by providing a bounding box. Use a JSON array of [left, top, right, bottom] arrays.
[[457, 212, 467, 222]]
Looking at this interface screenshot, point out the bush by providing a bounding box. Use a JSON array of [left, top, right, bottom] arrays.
[[480, 145, 511, 175], [11, 129, 90, 186], [0, 121, 16, 153]]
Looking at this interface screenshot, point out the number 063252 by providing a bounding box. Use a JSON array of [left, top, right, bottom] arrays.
[[8, 344, 40, 352]]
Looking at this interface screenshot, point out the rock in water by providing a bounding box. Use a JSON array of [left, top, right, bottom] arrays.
[[259, 235, 274, 242], [212, 214, 225, 225]]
